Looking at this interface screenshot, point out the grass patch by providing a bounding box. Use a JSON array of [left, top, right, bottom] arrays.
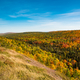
[[0, 48, 55, 80], [0, 61, 6, 67], [26, 59, 31, 63], [0, 66, 18, 80], [0, 55, 6, 62], [55, 71, 70, 80], [17, 70, 31, 80], [0, 48, 6, 52], [39, 74, 55, 80], [36, 76, 54, 80], [0, 55, 14, 67], [4, 59, 14, 67], [14, 55, 23, 59], [26, 65, 46, 73], [0, 51, 10, 57]]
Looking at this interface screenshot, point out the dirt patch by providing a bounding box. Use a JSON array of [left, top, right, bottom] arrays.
[[22, 55, 62, 80]]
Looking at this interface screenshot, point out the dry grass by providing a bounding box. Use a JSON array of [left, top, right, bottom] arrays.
[[0, 47, 55, 80], [55, 71, 70, 80]]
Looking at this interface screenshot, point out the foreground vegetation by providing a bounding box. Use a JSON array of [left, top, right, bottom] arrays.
[[0, 30, 80, 80], [0, 47, 55, 80]]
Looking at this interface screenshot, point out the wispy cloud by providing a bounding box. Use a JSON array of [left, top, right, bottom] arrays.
[[9, 12, 52, 20], [61, 10, 80, 17], [9, 15, 17, 18], [9, 9, 30, 18], [22, 21, 80, 32], [57, 9, 80, 21], [27, 20, 35, 22], [8, 9, 80, 32], [0, 18, 80, 33], [16, 10, 30, 14], [9, 14, 30, 18]]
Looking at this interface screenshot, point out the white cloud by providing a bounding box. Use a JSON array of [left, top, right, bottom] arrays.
[[16, 10, 29, 14], [9, 15, 17, 18], [9, 12, 52, 20], [9, 9, 30, 18], [57, 9, 80, 22], [4, 9, 80, 33], [27, 20, 35, 22], [0, 19, 80, 33], [61, 10, 80, 17], [9, 14, 29, 18], [29, 20, 80, 31]]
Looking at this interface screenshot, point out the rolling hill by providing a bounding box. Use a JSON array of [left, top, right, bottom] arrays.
[[0, 30, 80, 80]]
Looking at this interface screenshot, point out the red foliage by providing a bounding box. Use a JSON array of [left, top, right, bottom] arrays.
[[50, 43, 53, 46], [72, 60, 76, 65], [62, 43, 69, 48], [67, 62, 70, 65]]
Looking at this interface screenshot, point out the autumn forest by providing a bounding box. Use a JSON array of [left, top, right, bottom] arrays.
[[0, 30, 80, 80]]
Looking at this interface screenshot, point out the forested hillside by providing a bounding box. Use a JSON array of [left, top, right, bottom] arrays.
[[1, 30, 80, 80]]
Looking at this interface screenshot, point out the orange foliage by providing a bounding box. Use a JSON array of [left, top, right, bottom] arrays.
[[63, 59, 67, 63], [50, 43, 53, 46], [62, 43, 69, 48], [72, 60, 76, 65]]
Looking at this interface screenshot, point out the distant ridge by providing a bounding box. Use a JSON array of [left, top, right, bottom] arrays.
[[49, 29, 80, 32], [0, 32, 15, 35]]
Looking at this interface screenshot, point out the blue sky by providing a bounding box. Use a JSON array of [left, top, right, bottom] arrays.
[[0, 0, 80, 33]]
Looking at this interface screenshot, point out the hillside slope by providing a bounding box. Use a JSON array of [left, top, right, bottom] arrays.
[[1, 30, 80, 80], [0, 47, 68, 80]]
